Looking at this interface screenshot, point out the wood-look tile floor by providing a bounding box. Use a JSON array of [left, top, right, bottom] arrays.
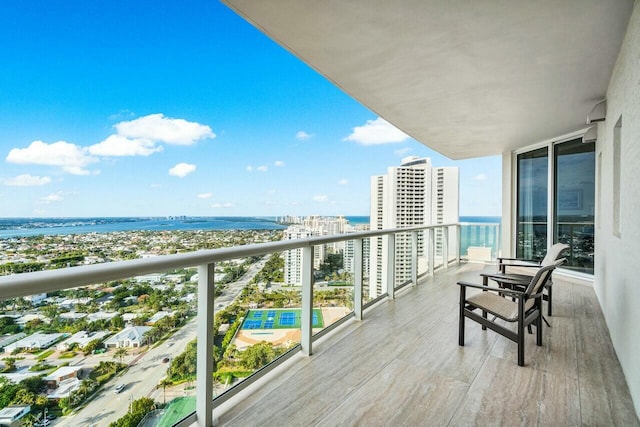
[[215, 263, 639, 426]]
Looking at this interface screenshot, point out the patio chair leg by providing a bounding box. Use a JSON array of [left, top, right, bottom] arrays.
[[517, 324, 525, 366], [537, 312, 543, 346], [547, 285, 553, 317], [542, 316, 551, 328], [482, 310, 487, 330], [459, 287, 465, 346]]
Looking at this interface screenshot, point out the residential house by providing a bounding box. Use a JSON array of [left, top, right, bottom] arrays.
[[103, 326, 152, 348], [0, 405, 30, 427], [3, 332, 66, 353]]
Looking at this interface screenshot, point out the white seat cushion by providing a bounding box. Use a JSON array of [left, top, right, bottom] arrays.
[[467, 291, 535, 321]]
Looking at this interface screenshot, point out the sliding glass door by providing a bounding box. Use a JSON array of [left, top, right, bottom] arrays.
[[554, 139, 595, 274], [515, 138, 595, 274], [516, 147, 548, 261]]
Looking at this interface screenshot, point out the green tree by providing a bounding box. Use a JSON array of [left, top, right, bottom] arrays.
[[2, 357, 17, 372], [114, 347, 128, 364], [110, 315, 124, 330], [168, 340, 197, 381], [109, 397, 155, 427], [240, 342, 275, 370], [82, 339, 103, 355]]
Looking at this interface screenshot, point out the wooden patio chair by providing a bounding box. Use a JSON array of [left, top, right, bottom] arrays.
[[457, 263, 556, 366], [484, 243, 569, 318]]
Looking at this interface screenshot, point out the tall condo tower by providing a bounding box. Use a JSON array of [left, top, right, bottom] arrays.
[[369, 156, 459, 298]]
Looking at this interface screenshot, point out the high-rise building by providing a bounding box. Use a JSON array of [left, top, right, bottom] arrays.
[[283, 216, 351, 285], [283, 226, 315, 286], [369, 156, 459, 298]]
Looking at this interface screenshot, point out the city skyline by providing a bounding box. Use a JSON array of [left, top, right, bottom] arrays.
[[0, 1, 501, 218]]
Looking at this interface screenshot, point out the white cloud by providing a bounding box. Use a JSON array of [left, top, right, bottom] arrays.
[[473, 173, 488, 181], [313, 195, 329, 203], [338, 178, 349, 186], [274, 160, 285, 167], [246, 165, 254, 172], [88, 134, 162, 157], [394, 147, 412, 156], [266, 189, 276, 196], [37, 191, 64, 204], [115, 113, 214, 145], [6, 140, 97, 175], [3, 174, 51, 186], [197, 192, 213, 199], [211, 202, 235, 208], [256, 165, 268, 172], [343, 117, 410, 145], [295, 131, 314, 140], [169, 163, 196, 178], [108, 110, 136, 121]]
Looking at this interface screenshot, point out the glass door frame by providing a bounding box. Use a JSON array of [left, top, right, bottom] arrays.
[[511, 129, 595, 278]]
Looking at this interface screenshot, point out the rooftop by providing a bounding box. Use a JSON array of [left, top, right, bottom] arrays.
[[216, 263, 639, 425]]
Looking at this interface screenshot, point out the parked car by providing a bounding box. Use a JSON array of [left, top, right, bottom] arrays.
[[162, 357, 170, 363], [114, 383, 125, 393]]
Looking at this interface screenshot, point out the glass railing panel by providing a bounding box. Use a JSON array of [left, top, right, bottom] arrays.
[[0, 229, 284, 427], [556, 221, 594, 274], [460, 223, 501, 262], [212, 251, 300, 398]]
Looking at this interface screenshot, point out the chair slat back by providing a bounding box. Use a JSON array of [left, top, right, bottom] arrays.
[[525, 264, 557, 296], [540, 243, 570, 266]]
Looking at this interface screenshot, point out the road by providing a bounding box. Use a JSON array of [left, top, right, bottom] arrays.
[[56, 257, 268, 427]]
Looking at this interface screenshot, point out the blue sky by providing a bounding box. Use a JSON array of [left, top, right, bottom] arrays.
[[0, 1, 501, 218]]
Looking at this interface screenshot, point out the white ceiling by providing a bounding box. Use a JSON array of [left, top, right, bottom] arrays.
[[222, 0, 634, 159]]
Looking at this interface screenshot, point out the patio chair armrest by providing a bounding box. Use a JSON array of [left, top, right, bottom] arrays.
[[480, 273, 530, 286], [497, 257, 521, 262], [457, 281, 525, 297]]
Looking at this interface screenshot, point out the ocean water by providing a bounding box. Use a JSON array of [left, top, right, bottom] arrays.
[[0, 216, 502, 256], [0, 217, 287, 239]]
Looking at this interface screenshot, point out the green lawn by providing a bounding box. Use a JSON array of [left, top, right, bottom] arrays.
[[158, 396, 196, 427]]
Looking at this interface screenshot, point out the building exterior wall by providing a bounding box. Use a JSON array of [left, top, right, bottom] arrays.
[[596, 1, 640, 413]]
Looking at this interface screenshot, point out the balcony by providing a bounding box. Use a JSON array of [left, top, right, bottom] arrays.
[[214, 262, 639, 426], [1, 223, 637, 426]]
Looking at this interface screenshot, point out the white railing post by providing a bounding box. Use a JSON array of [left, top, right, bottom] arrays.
[[411, 231, 418, 286], [456, 224, 461, 264], [196, 263, 215, 427], [428, 228, 435, 276], [301, 245, 314, 356], [354, 238, 363, 321], [495, 224, 500, 260], [442, 226, 449, 270], [386, 234, 395, 299]]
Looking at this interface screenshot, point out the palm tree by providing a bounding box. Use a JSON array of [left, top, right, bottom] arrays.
[[158, 378, 172, 405], [113, 347, 129, 364]]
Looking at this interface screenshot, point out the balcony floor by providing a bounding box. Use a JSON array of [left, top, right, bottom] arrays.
[[216, 263, 639, 426]]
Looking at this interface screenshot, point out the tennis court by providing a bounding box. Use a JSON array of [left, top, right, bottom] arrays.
[[241, 308, 324, 330]]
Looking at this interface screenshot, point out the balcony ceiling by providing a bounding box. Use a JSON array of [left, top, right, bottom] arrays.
[[222, 0, 634, 159]]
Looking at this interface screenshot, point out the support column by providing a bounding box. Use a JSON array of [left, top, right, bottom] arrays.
[[354, 238, 363, 321], [411, 231, 418, 286], [385, 234, 395, 299], [428, 228, 435, 276], [301, 246, 314, 356], [443, 226, 449, 270], [196, 263, 215, 427], [456, 225, 461, 265]]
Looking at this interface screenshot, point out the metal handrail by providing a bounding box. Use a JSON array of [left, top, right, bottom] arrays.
[[0, 223, 459, 301]]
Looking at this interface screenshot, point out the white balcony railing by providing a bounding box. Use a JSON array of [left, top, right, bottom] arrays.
[[0, 222, 499, 426]]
